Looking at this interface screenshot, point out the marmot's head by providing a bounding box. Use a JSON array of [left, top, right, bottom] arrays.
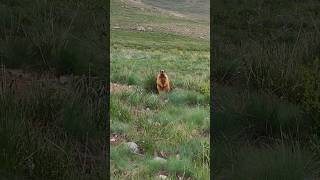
[[159, 70, 167, 79]]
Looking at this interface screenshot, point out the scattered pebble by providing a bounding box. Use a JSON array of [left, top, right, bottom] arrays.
[[126, 142, 139, 153], [156, 171, 169, 180], [158, 174, 168, 179], [137, 26, 146, 31], [153, 156, 167, 163], [176, 154, 180, 160]]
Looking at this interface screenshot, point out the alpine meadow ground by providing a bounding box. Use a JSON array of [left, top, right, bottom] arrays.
[[110, 0, 210, 179]]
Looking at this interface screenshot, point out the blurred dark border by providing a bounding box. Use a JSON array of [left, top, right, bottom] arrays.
[[0, 0, 109, 179]]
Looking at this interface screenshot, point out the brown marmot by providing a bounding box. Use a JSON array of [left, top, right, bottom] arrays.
[[156, 69, 170, 94]]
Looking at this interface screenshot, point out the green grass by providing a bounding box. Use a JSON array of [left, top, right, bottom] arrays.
[[110, 0, 209, 178], [111, 45, 209, 92], [110, 0, 209, 40], [111, 29, 209, 51], [142, 0, 210, 21], [111, 0, 208, 24]]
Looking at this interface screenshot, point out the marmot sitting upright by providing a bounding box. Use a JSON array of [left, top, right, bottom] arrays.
[[156, 69, 170, 94]]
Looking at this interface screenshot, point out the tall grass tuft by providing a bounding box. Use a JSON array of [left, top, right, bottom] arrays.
[[0, 0, 107, 76], [0, 75, 106, 179], [143, 73, 158, 93]]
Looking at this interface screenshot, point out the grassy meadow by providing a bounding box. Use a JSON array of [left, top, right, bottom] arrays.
[[110, 0, 210, 179], [213, 0, 320, 179], [0, 0, 107, 179]]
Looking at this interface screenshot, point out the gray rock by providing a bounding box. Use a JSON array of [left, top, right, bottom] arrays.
[[126, 142, 139, 153], [153, 156, 167, 163], [158, 175, 168, 179], [137, 26, 145, 31], [176, 154, 180, 160]]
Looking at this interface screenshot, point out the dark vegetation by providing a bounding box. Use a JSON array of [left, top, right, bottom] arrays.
[[212, 0, 320, 179], [0, 0, 107, 179], [0, 0, 107, 76]]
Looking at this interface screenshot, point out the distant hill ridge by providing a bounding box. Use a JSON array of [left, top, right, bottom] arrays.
[[141, 0, 209, 21]]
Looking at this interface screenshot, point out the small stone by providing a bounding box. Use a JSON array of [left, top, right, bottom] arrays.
[[153, 156, 167, 163], [176, 154, 180, 160], [137, 26, 145, 31], [126, 142, 139, 153], [110, 137, 116, 142], [158, 175, 167, 179], [146, 107, 150, 111]]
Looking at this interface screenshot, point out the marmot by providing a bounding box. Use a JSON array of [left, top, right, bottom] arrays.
[[156, 69, 170, 93]]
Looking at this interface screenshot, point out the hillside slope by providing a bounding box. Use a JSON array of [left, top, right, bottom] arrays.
[[111, 0, 209, 39], [142, 0, 210, 21], [110, 0, 210, 179]]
